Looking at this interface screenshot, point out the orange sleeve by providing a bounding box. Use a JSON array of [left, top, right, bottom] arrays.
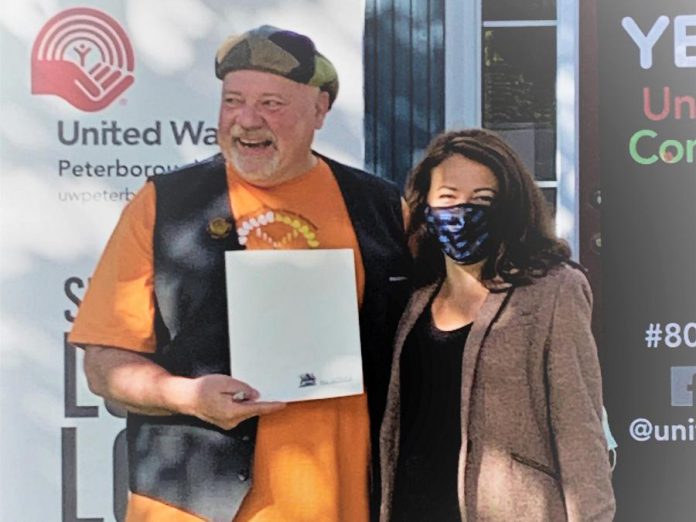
[[68, 182, 157, 353]]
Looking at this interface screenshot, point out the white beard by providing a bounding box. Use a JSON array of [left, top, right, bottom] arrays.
[[229, 146, 281, 183]]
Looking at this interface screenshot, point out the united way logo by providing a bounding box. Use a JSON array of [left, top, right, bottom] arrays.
[[31, 8, 134, 112]]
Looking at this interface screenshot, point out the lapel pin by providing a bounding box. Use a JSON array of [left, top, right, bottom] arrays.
[[207, 217, 233, 239]]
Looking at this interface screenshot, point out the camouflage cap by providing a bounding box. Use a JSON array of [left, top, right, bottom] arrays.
[[215, 25, 339, 107]]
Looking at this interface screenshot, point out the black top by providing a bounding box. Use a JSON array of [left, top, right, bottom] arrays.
[[391, 304, 472, 522]]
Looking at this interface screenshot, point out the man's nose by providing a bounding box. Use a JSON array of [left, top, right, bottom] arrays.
[[236, 104, 265, 129]]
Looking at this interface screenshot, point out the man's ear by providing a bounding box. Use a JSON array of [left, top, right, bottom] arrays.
[[314, 91, 331, 129]]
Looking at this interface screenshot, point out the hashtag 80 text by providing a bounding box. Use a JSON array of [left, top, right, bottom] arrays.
[[645, 322, 696, 349]]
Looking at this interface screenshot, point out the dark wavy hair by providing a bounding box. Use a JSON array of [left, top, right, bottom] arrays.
[[405, 128, 571, 286]]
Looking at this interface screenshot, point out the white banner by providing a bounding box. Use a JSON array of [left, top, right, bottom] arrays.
[[0, 1, 364, 520]]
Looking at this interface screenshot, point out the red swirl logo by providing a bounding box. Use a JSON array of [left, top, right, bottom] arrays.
[[31, 7, 135, 112]]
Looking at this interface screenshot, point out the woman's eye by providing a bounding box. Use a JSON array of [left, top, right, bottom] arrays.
[[472, 195, 494, 205]]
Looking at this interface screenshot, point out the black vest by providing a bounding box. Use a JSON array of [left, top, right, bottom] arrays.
[[127, 153, 411, 522]]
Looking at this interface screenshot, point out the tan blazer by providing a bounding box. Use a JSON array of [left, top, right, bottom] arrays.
[[380, 264, 615, 521]]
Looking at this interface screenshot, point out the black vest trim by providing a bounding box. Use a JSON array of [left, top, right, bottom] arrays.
[[127, 154, 411, 522]]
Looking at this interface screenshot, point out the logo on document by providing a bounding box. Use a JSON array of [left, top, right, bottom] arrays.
[[31, 7, 135, 111], [299, 373, 317, 388], [670, 366, 696, 407]]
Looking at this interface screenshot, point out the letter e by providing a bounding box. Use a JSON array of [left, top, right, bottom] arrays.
[[675, 15, 696, 68]]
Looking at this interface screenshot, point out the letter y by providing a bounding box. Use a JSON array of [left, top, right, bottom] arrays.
[[622, 16, 670, 69]]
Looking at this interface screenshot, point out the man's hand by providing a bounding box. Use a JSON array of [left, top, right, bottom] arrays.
[[83, 345, 285, 428], [182, 374, 286, 430]]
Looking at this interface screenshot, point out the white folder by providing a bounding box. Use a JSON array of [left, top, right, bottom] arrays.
[[224, 249, 363, 402]]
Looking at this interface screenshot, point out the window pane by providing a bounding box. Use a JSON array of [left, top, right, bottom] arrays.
[[541, 188, 557, 218], [482, 27, 556, 181], [483, 0, 556, 21]]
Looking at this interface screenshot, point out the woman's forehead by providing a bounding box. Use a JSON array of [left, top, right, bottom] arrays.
[[431, 155, 498, 190]]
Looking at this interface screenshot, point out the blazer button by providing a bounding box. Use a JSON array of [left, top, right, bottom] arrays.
[[238, 469, 249, 482]]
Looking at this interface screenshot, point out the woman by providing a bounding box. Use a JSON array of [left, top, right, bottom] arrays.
[[380, 129, 615, 521]]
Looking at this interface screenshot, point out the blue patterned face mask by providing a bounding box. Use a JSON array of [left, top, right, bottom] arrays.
[[425, 203, 495, 265]]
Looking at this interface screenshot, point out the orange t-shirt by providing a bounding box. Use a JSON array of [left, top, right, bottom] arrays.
[[69, 158, 370, 522]]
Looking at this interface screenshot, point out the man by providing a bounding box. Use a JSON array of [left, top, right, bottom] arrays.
[[69, 26, 411, 522]]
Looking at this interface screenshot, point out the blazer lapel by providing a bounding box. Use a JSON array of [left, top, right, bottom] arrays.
[[457, 287, 512, 519], [392, 284, 439, 359]]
